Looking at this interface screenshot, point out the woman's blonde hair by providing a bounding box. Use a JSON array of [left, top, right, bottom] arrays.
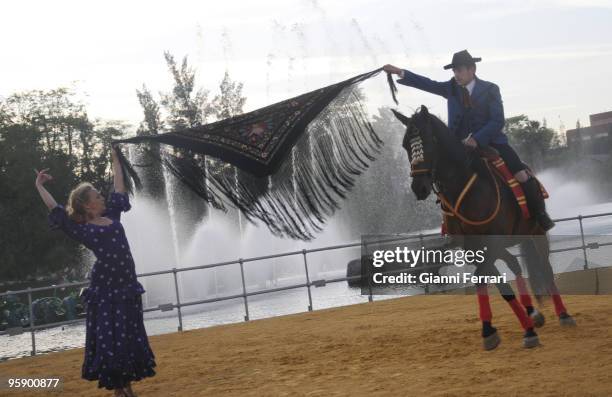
[[67, 182, 96, 223]]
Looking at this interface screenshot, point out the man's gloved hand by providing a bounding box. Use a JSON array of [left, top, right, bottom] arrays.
[[383, 64, 403, 75]]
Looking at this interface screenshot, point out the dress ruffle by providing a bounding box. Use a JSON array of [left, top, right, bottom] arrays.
[[82, 360, 156, 390], [81, 295, 156, 390], [82, 359, 156, 390]]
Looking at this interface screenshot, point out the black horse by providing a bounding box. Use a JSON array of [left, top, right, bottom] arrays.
[[393, 106, 576, 350]]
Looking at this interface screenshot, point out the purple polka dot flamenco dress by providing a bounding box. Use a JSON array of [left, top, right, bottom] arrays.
[[48, 191, 156, 390]]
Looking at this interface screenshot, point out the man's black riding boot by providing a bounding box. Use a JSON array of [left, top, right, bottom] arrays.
[[521, 177, 555, 231]]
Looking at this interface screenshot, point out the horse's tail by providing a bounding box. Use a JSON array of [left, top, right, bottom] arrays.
[[520, 236, 555, 301]]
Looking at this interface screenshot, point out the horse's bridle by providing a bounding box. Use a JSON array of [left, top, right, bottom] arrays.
[[408, 125, 501, 226], [407, 126, 434, 177], [409, 167, 431, 177]]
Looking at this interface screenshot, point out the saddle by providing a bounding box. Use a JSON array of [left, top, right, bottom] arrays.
[[478, 146, 501, 161], [475, 147, 549, 220], [439, 147, 550, 235]]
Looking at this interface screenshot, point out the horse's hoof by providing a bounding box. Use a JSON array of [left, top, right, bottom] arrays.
[[483, 331, 501, 351], [522, 328, 540, 348], [531, 309, 545, 328], [559, 313, 576, 327], [523, 336, 540, 348]]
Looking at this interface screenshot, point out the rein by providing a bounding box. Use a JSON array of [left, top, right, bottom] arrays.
[[406, 116, 501, 226], [413, 159, 501, 226]]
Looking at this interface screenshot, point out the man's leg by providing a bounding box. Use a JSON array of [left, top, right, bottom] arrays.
[[490, 143, 555, 231]]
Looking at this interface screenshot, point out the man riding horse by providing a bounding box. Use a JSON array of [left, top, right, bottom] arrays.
[[384, 50, 554, 231]]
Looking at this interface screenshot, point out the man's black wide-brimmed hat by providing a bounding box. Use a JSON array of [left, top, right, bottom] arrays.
[[443, 50, 482, 70]]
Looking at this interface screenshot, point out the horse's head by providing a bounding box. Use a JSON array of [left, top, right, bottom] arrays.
[[392, 105, 438, 201]]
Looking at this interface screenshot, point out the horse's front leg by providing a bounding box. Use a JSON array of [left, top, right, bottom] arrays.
[[475, 281, 500, 350], [466, 239, 502, 350]]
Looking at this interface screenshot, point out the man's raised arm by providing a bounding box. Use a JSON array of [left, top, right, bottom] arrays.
[[383, 64, 450, 99]]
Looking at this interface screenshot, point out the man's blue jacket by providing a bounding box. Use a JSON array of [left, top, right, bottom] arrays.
[[396, 69, 508, 146]]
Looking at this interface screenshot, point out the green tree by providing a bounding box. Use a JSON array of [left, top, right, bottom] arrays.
[[0, 88, 122, 190], [212, 71, 247, 120], [136, 85, 164, 135], [0, 89, 121, 283], [134, 85, 167, 200], [504, 115, 560, 170], [160, 51, 213, 129]]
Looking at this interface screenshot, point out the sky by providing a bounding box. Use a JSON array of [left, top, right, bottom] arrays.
[[2, 0, 611, 136]]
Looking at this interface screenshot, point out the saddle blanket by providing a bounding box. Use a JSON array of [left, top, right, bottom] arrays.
[[490, 157, 549, 219]]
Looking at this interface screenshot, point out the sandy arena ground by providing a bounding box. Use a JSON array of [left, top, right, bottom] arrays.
[[1, 294, 612, 397]]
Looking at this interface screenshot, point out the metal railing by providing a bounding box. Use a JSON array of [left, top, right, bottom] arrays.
[[2, 210, 612, 357]]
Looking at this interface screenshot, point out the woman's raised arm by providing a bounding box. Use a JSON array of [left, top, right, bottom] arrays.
[[34, 168, 58, 210], [111, 144, 126, 193]]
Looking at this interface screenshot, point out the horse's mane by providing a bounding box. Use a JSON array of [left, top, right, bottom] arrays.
[[428, 113, 450, 132], [413, 108, 449, 135], [412, 106, 472, 172]]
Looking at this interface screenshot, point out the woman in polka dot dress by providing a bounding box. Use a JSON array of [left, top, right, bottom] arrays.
[[35, 145, 156, 397]]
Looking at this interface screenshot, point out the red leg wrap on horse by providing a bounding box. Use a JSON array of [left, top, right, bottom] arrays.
[[548, 283, 567, 316], [509, 298, 534, 330], [515, 275, 533, 308], [551, 294, 567, 316], [477, 285, 492, 322]]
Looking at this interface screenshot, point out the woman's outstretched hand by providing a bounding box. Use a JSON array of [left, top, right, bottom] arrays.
[[34, 168, 53, 186], [34, 168, 59, 210]]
